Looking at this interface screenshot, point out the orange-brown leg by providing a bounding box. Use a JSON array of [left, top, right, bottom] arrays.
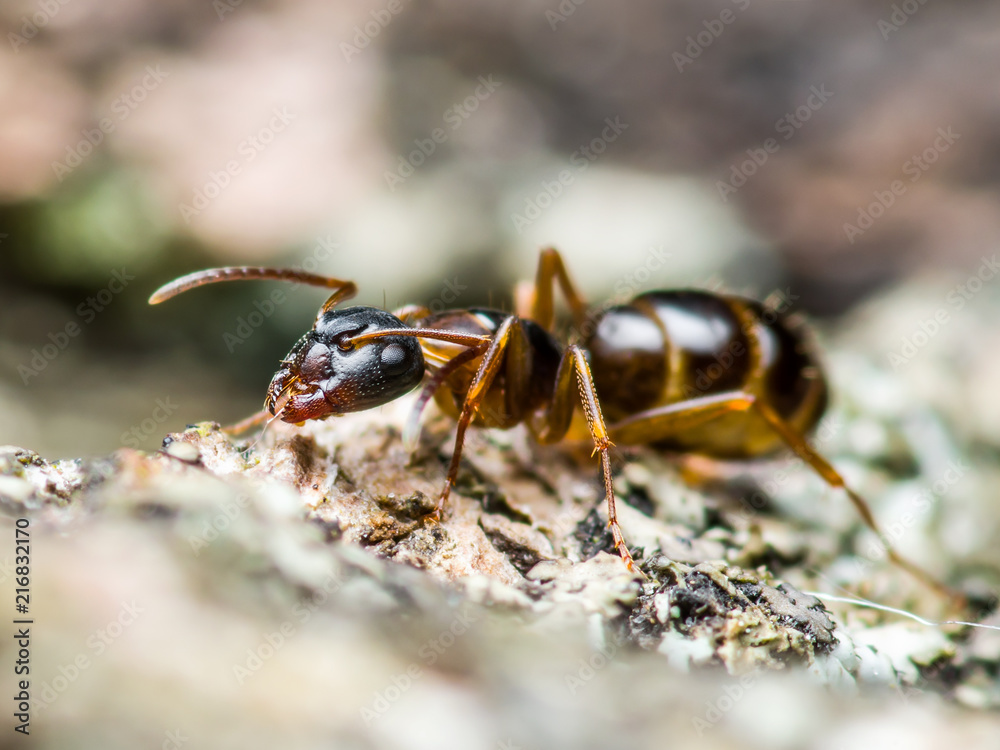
[[607, 392, 756, 444], [223, 409, 271, 435], [749, 397, 962, 605], [533, 345, 636, 570], [385, 304, 458, 448], [515, 247, 590, 332], [608, 391, 961, 603], [434, 316, 526, 513], [402, 346, 481, 451], [391, 304, 432, 325], [343, 325, 500, 460], [358, 316, 530, 507]]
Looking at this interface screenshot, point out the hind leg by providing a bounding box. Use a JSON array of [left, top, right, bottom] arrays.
[[515, 247, 590, 332], [608, 391, 963, 605]]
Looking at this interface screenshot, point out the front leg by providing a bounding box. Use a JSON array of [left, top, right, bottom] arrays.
[[434, 316, 525, 514]]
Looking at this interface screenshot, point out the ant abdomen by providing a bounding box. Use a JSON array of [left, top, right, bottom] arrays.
[[586, 290, 828, 459]]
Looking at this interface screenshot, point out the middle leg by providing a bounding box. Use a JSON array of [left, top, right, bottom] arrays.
[[533, 344, 636, 570]]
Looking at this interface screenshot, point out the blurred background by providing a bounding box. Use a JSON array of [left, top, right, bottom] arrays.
[[2, 0, 999, 458]]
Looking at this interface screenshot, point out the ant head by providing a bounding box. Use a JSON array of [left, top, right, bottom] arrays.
[[265, 307, 424, 423]]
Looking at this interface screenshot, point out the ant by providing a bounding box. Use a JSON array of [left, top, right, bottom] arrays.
[[150, 248, 958, 602]]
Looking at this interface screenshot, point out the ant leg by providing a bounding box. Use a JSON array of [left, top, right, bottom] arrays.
[[533, 345, 636, 571], [515, 247, 590, 332], [343, 326, 495, 452], [345, 321, 528, 513], [390, 304, 432, 325], [390, 305, 438, 447], [748, 397, 963, 606], [402, 346, 480, 451], [222, 408, 285, 452], [223, 409, 271, 435], [608, 392, 961, 603], [607, 392, 756, 444], [434, 316, 526, 513]]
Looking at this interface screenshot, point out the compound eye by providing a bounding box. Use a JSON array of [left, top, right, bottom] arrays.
[[380, 343, 410, 376]]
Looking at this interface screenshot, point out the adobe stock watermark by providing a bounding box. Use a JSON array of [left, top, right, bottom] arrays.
[[887, 254, 1000, 369], [31, 600, 144, 712], [673, 0, 752, 72], [213, 0, 245, 21], [221, 234, 341, 352], [178, 107, 296, 224], [222, 288, 287, 353], [852, 458, 970, 576], [736, 413, 842, 522], [187, 493, 251, 556], [51, 65, 170, 181], [691, 672, 759, 735], [419, 276, 468, 316], [564, 631, 626, 694], [18, 268, 136, 386], [340, 0, 409, 62], [121, 397, 180, 448], [843, 126, 960, 244], [359, 604, 480, 723], [716, 84, 833, 202], [509, 116, 628, 234], [0, 557, 15, 585], [159, 729, 189, 750], [383, 75, 503, 191], [877, 0, 931, 40], [233, 569, 346, 684], [546, 0, 588, 30], [581, 284, 799, 397], [571, 246, 672, 339], [8, 0, 73, 52], [682, 290, 799, 401], [608, 246, 673, 303]]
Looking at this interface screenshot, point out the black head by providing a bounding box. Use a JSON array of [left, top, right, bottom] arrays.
[[265, 307, 424, 423]]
